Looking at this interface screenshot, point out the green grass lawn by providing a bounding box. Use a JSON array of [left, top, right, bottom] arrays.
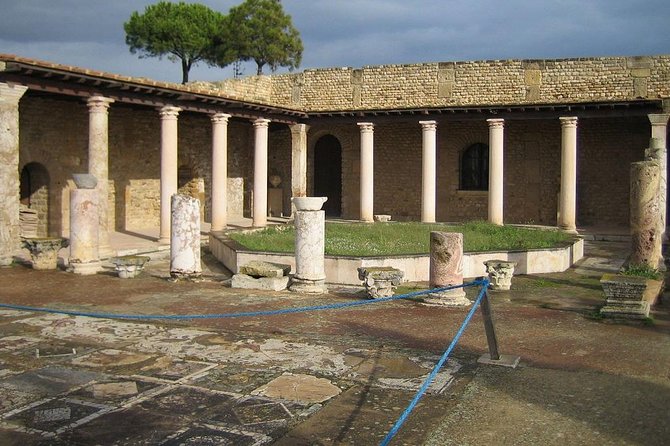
[[228, 220, 574, 257]]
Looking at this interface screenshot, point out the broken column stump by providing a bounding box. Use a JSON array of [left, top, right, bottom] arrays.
[[231, 260, 291, 291]]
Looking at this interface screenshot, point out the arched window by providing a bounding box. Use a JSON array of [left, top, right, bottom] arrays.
[[460, 143, 489, 190]]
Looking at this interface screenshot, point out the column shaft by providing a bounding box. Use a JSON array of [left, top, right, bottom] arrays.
[[290, 124, 309, 215], [210, 113, 231, 232], [159, 106, 181, 243], [86, 96, 114, 252], [253, 118, 270, 227], [559, 117, 578, 232], [648, 113, 669, 238], [358, 122, 375, 222], [420, 121, 437, 223], [487, 119, 505, 225]]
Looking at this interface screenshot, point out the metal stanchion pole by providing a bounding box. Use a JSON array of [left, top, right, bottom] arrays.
[[477, 278, 520, 368]]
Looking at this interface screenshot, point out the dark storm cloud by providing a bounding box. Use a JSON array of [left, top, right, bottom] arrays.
[[1, 0, 668, 83]]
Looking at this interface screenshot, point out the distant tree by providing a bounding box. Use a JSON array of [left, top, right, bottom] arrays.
[[124, 1, 234, 83], [226, 0, 303, 75]]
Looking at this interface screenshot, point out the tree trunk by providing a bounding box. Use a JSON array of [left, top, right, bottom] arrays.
[[181, 59, 190, 84]]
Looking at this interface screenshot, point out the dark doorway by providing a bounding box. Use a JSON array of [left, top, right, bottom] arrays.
[[314, 135, 342, 217]]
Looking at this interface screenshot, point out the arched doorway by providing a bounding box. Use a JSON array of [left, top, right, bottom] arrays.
[[314, 135, 342, 217], [20, 162, 50, 237]]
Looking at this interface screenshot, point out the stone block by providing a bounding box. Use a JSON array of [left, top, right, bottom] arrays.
[[239, 260, 291, 278], [374, 214, 391, 222], [357, 266, 404, 298], [231, 273, 289, 291]]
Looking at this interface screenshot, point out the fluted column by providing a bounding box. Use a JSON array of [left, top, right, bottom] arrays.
[[0, 83, 28, 266], [290, 123, 309, 216], [487, 119, 505, 225], [559, 117, 578, 233], [253, 118, 270, 227], [210, 113, 231, 232], [358, 122, 375, 222], [420, 120, 437, 223], [86, 96, 114, 254], [648, 113, 669, 238], [158, 105, 181, 243]]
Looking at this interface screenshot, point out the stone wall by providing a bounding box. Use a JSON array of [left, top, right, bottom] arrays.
[[211, 56, 670, 111]]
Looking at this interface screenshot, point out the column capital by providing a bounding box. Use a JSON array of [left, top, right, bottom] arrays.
[[253, 118, 270, 128], [159, 105, 181, 119], [86, 95, 114, 113], [648, 113, 670, 126], [486, 118, 504, 128], [419, 120, 437, 130], [210, 112, 231, 123], [357, 122, 375, 132], [559, 116, 578, 128], [290, 123, 310, 135], [0, 83, 28, 105]]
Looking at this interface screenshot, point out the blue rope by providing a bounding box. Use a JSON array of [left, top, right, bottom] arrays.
[[379, 279, 489, 446], [0, 280, 486, 321]]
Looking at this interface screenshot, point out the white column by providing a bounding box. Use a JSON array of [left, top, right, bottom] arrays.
[[158, 105, 181, 243], [210, 113, 231, 232], [648, 113, 669, 238], [290, 123, 309, 216], [420, 120, 437, 223], [487, 119, 505, 225], [253, 118, 270, 227], [0, 83, 28, 265], [559, 117, 578, 233], [86, 96, 114, 254], [358, 122, 375, 222]]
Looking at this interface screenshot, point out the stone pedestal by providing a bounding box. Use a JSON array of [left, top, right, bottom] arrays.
[[170, 194, 202, 280], [69, 186, 101, 275], [357, 266, 404, 298], [289, 197, 328, 294], [484, 259, 517, 291], [22, 237, 68, 270], [232, 260, 291, 291], [422, 232, 470, 306], [630, 159, 662, 268], [600, 274, 651, 319]]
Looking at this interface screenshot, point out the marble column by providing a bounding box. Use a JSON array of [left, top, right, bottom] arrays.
[[422, 231, 470, 306], [630, 160, 662, 268], [69, 176, 101, 275], [158, 105, 181, 243], [290, 123, 309, 216], [559, 117, 578, 233], [253, 118, 270, 227], [289, 197, 328, 294], [86, 96, 114, 254], [0, 83, 28, 266], [487, 119, 505, 225], [648, 114, 669, 239], [210, 113, 231, 232], [170, 194, 202, 279], [420, 120, 437, 223], [358, 122, 375, 222]]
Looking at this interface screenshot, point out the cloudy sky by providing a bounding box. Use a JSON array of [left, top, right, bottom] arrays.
[[1, 0, 668, 83]]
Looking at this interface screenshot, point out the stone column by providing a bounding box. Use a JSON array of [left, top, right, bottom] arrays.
[[422, 232, 470, 306], [0, 83, 28, 266], [86, 96, 114, 254], [420, 120, 437, 223], [358, 122, 375, 222], [210, 112, 231, 232], [158, 106, 181, 243], [253, 118, 270, 227], [170, 194, 202, 280], [487, 119, 505, 225], [289, 196, 328, 294], [648, 114, 669, 239], [630, 160, 662, 268], [559, 117, 578, 233], [69, 175, 101, 275], [290, 123, 309, 216]]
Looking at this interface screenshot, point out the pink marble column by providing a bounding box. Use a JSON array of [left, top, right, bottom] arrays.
[[253, 118, 270, 227], [210, 112, 231, 232], [358, 122, 375, 222], [487, 118, 505, 226], [69, 180, 101, 275], [420, 120, 437, 223], [423, 231, 469, 306], [0, 83, 28, 266], [559, 117, 578, 233], [158, 105, 181, 243], [86, 96, 114, 254]]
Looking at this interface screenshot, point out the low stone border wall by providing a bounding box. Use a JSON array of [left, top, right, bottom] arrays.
[[210, 231, 584, 285]]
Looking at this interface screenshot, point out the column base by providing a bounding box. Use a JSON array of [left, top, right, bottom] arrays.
[[419, 288, 470, 307], [289, 276, 328, 294], [69, 260, 102, 276], [158, 236, 170, 245], [559, 225, 578, 234]]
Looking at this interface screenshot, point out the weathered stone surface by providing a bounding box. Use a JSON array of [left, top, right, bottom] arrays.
[[170, 194, 201, 279], [630, 160, 662, 268], [373, 214, 391, 222], [111, 255, 150, 278], [251, 373, 341, 404], [69, 187, 101, 275], [599, 273, 651, 319], [290, 207, 327, 294], [22, 237, 68, 270], [484, 259, 517, 291], [424, 231, 467, 305], [357, 266, 404, 298], [231, 273, 289, 291], [239, 260, 291, 278]]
